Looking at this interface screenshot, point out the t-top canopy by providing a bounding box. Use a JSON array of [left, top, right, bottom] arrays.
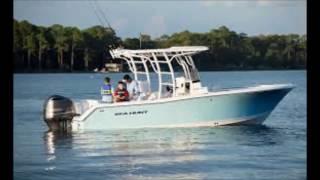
[[108, 46, 208, 99], [109, 46, 209, 59]]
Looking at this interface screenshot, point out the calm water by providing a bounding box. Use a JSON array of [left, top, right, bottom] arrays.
[[14, 71, 306, 180]]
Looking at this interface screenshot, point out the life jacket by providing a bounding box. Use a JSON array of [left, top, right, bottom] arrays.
[[101, 84, 112, 95]]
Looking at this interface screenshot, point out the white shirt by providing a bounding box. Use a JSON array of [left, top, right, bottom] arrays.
[[126, 80, 139, 100]]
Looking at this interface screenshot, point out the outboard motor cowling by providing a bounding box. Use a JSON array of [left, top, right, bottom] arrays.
[[43, 95, 77, 131]]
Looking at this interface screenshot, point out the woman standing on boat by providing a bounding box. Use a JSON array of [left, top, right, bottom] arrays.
[[101, 77, 113, 103]]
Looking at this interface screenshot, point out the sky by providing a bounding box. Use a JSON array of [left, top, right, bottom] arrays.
[[14, 0, 306, 39]]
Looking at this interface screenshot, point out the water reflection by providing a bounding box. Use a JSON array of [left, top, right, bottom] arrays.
[[43, 130, 73, 160], [45, 131, 55, 155], [73, 129, 205, 163], [43, 126, 282, 157], [42, 125, 284, 179], [42, 128, 209, 178]]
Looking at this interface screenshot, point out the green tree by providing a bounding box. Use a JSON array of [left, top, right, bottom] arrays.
[[51, 24, 69, 70], [19, 20, 37, 70], [36, 27, 49, 71], [13, 20, 24, 69], [25, 34, 37, 70], [123, 38, 140, 49], [13, 19, 306, 72], [84, 48, 91, 71], [65, 27, 83, 71]]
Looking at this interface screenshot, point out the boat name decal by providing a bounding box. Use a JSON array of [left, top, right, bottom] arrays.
[[114, 110, 148, 116]]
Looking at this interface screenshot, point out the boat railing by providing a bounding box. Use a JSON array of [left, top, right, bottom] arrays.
[[109, 46, 209, 99], [208, 84, 288, 92]]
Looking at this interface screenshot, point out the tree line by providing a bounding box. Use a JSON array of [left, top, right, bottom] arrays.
[[13, 19, 306, 72]]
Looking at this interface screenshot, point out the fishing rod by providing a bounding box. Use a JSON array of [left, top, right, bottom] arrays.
[[89, 1, 106, 29], [93, 0, 113, 31], [90, 0, 116, 38], [90, 1, 119, 47]]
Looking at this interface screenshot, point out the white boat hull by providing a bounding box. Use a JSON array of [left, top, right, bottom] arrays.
[[70, 84, 293, 131]]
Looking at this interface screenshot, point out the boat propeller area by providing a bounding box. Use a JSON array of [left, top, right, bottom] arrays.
[[43, 95, 78, 131]]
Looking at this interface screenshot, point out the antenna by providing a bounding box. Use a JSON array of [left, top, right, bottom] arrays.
[[140, 33, 142, 49], [89, 0, 119, 49], [93, 0, 113, 31], [89, 1, 105, 28]]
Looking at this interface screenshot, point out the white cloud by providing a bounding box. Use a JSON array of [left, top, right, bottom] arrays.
[[200, 1, 255, 8], [200, 1, 219, 7], [143, 15, 167, 38], [200, 0, 303, 8], [256, 0, 272, 6], [200, 1, 234, 7], [255, 0, 305, 7]]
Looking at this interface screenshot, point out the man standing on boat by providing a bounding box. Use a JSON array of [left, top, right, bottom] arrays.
[[123, 74, 140, 100], [101, 77, 113, 103]]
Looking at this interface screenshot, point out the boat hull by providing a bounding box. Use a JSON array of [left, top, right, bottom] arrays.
[[71, 85, 293, 130]]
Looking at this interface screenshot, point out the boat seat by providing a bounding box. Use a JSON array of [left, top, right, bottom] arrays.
[[137, 81, 151, 101], [147, 92, 158, 100]]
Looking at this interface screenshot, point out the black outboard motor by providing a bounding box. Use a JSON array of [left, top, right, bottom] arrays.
[[43, 95, 77, 131]]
